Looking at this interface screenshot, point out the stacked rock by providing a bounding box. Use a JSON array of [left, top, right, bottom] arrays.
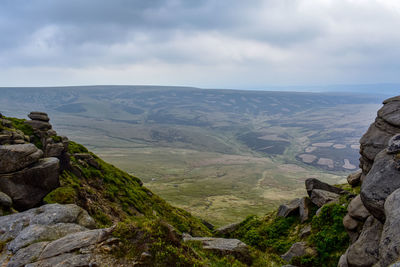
[[339, 96, 400, 267], [0, 118, 29, 145], [25, 111, 70, 170]]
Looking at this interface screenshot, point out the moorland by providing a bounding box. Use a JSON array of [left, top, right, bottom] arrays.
[[0, 86, 383, 225]]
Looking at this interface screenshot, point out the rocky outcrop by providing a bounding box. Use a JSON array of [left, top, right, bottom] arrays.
[[310, 189, 340, 207], [0, 157, 60, 210], [340, 95, 400, 267], [0, 144, 43, 174], [305, 178, 348, 196], [24, 111, 70, 170], [375, 188, 400, 267], [346, 216, 382, 267], [183, 234, 251, 264], [360, 150, 400, 221], [359, 96, 400, 174], [0, 203, 112, 267]]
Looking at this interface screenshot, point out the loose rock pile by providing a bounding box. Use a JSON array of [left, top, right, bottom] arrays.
[[339, 96, 400, 267], [0, 112, 72, 213]]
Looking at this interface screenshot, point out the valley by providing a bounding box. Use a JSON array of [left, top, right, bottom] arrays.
[[0, 86, 383, 225]]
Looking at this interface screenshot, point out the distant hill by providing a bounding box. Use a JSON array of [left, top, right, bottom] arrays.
[[0, 85, 384, 225]]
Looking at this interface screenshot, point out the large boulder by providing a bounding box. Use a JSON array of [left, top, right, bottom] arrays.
[[361, 150, 400, 221], [347, 195, 370, 222], [0, 203, 110, 267], [183, 234, 251, 264], [0, 157, 60, 210], [305, 178, 347, 196], [28, 111, 50, 122], [310, 189, 340, 207], [0, 144, 43, 174], [346, 216, 382, 267], [25, 120, 52, 131], [0, 204, 96, 242], [347, 170, 362, 187], [376, 188, 400, 267], [277, 198, 300, 218], [7, 223, 88, 253]]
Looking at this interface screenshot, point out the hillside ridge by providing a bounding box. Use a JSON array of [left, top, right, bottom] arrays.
[[1, 95, 400, 266]]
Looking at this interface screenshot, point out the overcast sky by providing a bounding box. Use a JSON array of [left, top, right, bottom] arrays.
[[1, 0, 400, 89]]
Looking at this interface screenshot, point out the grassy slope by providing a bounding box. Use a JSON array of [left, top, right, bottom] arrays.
[[4, 114, 360, 266]]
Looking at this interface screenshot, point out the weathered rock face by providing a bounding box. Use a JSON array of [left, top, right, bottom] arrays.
[[387, 134, 400, 154], [183, 234, 252, 264], [346, 216, 382, 267], [359, 96, 400, 174], [277, 198, 300, 218], [340, 95, 400, 267], [0, 204, 96, 241], [305, 178, 347, 196], [376, 188, 400, 267], [0, 144, 43, 174], [310, 189, 340, 207], [0, 157, 60, 210], [0, 203, 110, 267], [299, 197, 315, 223], [348, 195, 370, 222], [360, 150, 400, 221]]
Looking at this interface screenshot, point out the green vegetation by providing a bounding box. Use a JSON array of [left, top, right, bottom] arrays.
[[5, 117, 34, 136], [113, 219, 248, 266], [44, 141, 211, 235], [230, 215, 300, 254], [3, 116, 43, 148], [293, 203, 349, 266]]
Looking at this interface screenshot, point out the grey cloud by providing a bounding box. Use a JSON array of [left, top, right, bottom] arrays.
[[0, 0, 400, 86]]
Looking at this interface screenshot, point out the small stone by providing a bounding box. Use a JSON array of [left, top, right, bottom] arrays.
[[299, 225, 311, 239]]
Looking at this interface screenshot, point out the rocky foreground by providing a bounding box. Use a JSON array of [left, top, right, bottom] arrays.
[[1, 95, 400, 266]]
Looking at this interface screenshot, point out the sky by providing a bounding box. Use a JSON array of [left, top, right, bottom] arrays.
[[1, 0, 400, 90]]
